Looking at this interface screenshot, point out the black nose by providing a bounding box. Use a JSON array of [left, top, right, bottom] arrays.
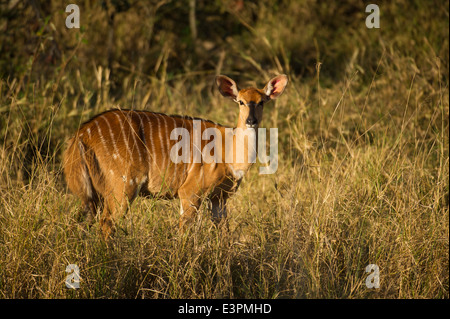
[[246, 118, 258, 126]]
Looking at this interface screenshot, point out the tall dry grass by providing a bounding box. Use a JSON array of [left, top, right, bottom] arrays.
[[0, 0, 448, 298]]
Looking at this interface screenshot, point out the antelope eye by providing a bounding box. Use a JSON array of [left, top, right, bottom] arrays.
[[239, 101, 244, 106]]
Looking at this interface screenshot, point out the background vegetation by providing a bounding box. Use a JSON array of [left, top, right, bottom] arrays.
[[0, 0, 448, 298]]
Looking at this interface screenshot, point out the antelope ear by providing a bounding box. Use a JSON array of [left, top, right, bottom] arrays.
[[215, 75, 240, 101], [264, 74, 288, 100]]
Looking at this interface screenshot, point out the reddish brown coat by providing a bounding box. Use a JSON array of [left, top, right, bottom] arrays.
[[63, 75, 288, 239]]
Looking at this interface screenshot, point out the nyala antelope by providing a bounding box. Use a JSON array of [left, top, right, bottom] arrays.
[[63, 74, 288, 239]]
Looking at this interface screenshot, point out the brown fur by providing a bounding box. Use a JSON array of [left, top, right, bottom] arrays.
[[63, 75, 288, 239]]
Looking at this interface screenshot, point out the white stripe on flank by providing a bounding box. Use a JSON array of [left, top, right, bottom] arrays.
[[155, 114, 166, 173], [101, 115, 123, 162], [113, 112, 133, 161], [94, 119, 111, 157], [126, 111, 143, 164], [142, 112, 156, 167]]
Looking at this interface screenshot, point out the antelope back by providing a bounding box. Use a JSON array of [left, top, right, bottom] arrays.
[[65, 109, 225, 199]]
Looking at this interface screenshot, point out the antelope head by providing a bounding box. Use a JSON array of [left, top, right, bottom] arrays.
[[215, 74, 288, 129]]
